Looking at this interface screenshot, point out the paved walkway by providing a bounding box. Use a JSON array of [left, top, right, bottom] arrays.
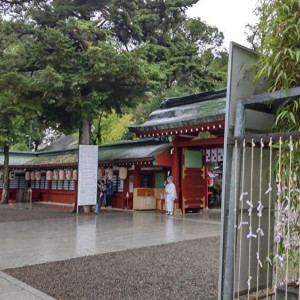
[[0, 271, 55, 300], [0, 206, 221, 299]]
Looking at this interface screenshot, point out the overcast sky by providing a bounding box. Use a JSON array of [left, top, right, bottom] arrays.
[[187, 0, 258, 49]]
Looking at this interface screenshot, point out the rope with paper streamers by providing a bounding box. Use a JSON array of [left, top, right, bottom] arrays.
[[274, 137, 282, 300], [266, 138, 273, 297], [238, 139, 248, 299], [247, 139, 256, 299], [232, 135, 299, 300], [233, 139, 238, 298], [256, 139, 264, 299], [285, 136, 293, 300]]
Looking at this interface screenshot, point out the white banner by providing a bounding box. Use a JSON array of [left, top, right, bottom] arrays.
[[77, 145, 98, 208]]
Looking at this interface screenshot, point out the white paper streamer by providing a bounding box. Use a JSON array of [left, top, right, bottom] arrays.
[[238, 221, 248, 229], [274, 254, 284, 267], [247, 227, 257, 239], [256, 252, 263, 268], [257, 201, 264, 217], [247, 276, 252, 289], [239, 192, 248, 201], [256, 227, 264, 236], [265, 183, 272, 194]]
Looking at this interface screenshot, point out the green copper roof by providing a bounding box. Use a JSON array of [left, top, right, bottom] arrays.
[[25, 152, 78, 166], [129, 96, 226, 133], [0, 139, 170, 168], [0, 152, 34, 166], [160, 89, 226, 109], [98, 139, 171, 163]]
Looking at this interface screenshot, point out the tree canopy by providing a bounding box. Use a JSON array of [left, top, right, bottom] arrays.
[[0, 18, 42, 202], [1, 0, 227, 147]]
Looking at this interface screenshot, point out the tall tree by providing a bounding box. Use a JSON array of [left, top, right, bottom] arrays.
[[1, 0, 227, 145], [0, 19, 39, 203]]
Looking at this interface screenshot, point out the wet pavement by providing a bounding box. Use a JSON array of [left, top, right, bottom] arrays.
[[0, 206, 220, 270], [0, 204, 221, 299]]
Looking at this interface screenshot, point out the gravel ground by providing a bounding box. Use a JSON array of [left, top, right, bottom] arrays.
[[0, 203, 73, 223], [5, 237, 220, 300]]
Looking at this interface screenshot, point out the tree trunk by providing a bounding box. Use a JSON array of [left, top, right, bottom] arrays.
[[96, 113, 103, 145], [1, 145, 9, 204], [80, 118, 91, 145]]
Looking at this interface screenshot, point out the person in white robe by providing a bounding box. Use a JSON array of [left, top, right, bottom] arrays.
[[164, 176, 177, 216]]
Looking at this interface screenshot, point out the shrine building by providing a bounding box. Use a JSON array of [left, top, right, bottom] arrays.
[[0, 89, 226, 214]]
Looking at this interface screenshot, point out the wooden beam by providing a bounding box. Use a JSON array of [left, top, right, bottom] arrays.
[[177, 137, 224, 148], [241, 86, 300, 106]]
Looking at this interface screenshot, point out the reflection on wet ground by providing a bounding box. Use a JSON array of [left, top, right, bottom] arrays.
[[0, 203, 221, 270]]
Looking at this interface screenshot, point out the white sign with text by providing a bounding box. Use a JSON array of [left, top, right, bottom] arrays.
[[77, 145, 98, 208]]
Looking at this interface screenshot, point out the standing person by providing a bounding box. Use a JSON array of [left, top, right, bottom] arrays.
[[100, 179, 106, 208], [164, 176, 177, 216], [96, 180, 101, 213], [97, 179, 106, 211], [106, 179, 114, 208]]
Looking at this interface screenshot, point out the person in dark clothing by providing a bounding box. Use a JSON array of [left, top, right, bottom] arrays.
[[106, 179, 114, 207], [96, 179, 106, 211], [96, 180, 101, 212]]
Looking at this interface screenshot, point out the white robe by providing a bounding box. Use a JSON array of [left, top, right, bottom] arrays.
[[165, 182, 177, 213]]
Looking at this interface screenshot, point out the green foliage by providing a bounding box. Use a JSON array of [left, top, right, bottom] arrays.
[[0, 44, 39, 149], [273, 99, 300, 132], [0, 19, 42, 202], [251, 0, 300, 278], [251, 0, 300, 134], [1, 0, 228, 146], [11, 143, 30, 151], [274, 139, 300, 273], [252, 0, 300, 91], [92, 110, 134, 144]]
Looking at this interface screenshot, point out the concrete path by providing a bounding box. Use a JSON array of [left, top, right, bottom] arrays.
[[0, 271, 55, 300], [0, 208, 221, 299]]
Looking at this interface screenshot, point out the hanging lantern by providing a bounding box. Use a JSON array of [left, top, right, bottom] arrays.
[[98, 168, 104, 180], [30, 171, 35, 181], [59, 169, 65, 180], [53, 170, 59, 180], [35, 171, 42, 181], [119, 167, 127, 180], [105, 167, 113, 180], [46, 170, 53, 181], [66, 169, 72, 180], [9, 171, 15, 180], [25, 171, 30, 181], [72, 169, 78, 180]]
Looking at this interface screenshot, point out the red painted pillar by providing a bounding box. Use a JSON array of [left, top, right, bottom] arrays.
[[172, 138, 180, 205], [205, 164, 209, 208]]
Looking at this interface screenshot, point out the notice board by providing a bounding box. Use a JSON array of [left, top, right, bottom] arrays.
[[77, 145, 98, 209]]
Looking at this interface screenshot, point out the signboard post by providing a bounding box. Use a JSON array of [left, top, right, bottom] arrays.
[[77, 145, 98, 214]]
